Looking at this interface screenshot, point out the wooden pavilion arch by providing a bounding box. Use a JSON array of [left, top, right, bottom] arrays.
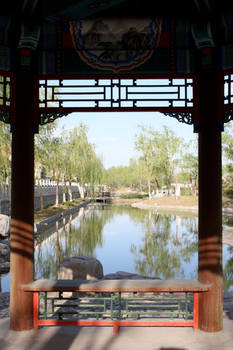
[[0, 0, 233, 333]]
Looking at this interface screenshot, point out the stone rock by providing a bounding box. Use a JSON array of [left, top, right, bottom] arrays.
[[57, 256, 103, 280], [0, 242, 10, 274], [103, 271, 160, 280], [0, 215, 10, 238], [0, 292, 10, 318], [0, 243, 10, 260], [0, 261, 10, 274]]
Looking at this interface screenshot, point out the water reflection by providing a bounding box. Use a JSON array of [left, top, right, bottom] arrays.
[[33, 205, 233, 291], [223, 246, 233, 290], [35, 206, 114, 279], [130, 212, 198, 279]]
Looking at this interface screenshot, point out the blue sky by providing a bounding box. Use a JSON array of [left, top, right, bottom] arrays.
[[58, 111, 196, 169]]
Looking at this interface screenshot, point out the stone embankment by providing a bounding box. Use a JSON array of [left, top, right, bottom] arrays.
[[0, 185, 80, 215], [35, 199, 92, 234]]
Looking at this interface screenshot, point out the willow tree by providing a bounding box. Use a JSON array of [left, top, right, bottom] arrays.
[[68, 124, 103, 198], [135, 127, 156, 196], [87, 148, 103, 197], [135, 125, 182, 196], [45, 136, 66, 205], [62, 131, 77, 201], [61, 125, 102, 201], [222, 123, 233, 189], [0, 78, 11, 195], [180, 139, 198, 195], [0, 122, 11, 192], [35, 122, 57, 209]]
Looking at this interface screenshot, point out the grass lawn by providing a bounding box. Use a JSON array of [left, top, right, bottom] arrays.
[[144, 195, 198, 207], [136, 195, 233, 208]]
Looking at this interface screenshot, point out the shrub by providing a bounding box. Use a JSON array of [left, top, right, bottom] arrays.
[[119, 193, 147, 199], [223, 188, 233, 198], [180, 187, 193, 196]]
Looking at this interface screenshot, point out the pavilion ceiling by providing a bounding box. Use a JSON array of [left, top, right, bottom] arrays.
[[1, 1, 233, 20], [0, 1, 233, 129], [0, 1, 233, 75]]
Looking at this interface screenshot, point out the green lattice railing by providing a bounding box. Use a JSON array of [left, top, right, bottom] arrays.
[[38, 291, 193, 322]]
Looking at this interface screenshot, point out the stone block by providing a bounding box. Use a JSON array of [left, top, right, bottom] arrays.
[[0, 215, 10, 238], [57, 256, 103, 280]]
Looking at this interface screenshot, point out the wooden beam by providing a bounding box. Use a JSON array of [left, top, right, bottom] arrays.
[[10, 70, 35, 331], [198, 68, 223, 332], [22, 279, 211, 293]]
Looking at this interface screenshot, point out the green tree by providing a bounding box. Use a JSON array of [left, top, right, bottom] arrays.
[[45, 136, 66, 205], [179, 138, 198, 195], [102, 160, 142, 190], [0, 122, 11, 190], [35, 122, 57, 208], [135, 125, 182, 196], [222, 123, 233, 188], [63, 124, 103, 199]]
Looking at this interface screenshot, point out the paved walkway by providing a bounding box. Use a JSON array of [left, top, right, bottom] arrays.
[[0, 318, 233, 350]]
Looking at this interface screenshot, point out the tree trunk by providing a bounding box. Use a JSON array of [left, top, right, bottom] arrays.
[[147, 176, 151, 198], [37, 178, 44, 210], [165, 175, 170, 194], [55, 176, 60, 206], [139, 178, 143, 193], [68, 180, 73, 201], [35, 164, 43, 209], [78, 183, 85, 199], [154, 177, 160, 190], [62, 180, 66, 202]]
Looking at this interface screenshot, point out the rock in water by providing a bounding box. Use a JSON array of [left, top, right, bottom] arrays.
[[57, 256, 103, 280], [0, 215, 10, 238]]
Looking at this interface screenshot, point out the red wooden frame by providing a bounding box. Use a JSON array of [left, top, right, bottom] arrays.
[[0, 70, 16, 123], [220, 68, 233, 111], [0, 70, 232, 129], [33, 291, 199, 333]]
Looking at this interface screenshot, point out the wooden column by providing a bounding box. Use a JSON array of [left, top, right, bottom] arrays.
[[198, 69, 223, 332], [10, 71, 35, 330]]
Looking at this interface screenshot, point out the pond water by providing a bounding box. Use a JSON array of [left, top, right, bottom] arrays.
[[1, 204, 233, 292]]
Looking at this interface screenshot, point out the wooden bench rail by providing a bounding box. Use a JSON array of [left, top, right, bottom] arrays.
[[22, 279, 211, 293], [23, 279, 211, 333]]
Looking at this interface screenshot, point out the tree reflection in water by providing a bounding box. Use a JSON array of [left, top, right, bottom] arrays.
[[223, 246, 233, 291], [35, 205, 114, 279], [34, 205, 233, 290], [130, 211, 198, 279]]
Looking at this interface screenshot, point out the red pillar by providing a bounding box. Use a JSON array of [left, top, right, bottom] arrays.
[[198, 69, 223, 332], [10, 71, 35, 330]]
